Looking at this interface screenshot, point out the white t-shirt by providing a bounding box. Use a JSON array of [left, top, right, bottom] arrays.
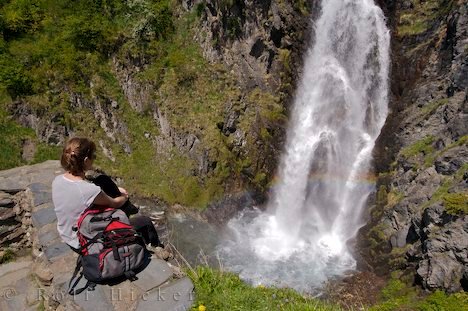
[[52, 174, 101, 249]]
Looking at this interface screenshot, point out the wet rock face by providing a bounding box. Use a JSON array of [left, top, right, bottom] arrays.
[[360, 0, 468, 293]]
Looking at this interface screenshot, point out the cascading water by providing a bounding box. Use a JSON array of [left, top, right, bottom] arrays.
[[217, 0, 390, 293]]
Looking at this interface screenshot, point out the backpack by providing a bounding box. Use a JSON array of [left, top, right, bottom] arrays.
[[68, 207, 148, 295]]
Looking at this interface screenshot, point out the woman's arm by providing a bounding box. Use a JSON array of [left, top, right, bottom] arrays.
[[92, 191, 128, 209]]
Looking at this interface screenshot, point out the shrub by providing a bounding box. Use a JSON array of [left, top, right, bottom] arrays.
[[1, 0, 45, 38], [443, 193, 468, 215], [0, 54, 32, 97]]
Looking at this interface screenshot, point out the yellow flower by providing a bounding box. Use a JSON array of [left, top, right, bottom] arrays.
[[198, 304, 206, 311]]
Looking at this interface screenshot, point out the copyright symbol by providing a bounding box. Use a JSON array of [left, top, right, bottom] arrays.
[[3, 288, 16, 300]]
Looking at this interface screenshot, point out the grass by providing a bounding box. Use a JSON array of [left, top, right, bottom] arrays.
[[370, 271, 468, 311], [420, 99, 448, 117], [418, 291, 468, 310], [0, 248, 16, 264], [399, 133, 466, 172], [419, 162, 467, 214], [370, 276, 419, 311], [442, 192, 468, 215], [0, 91, 61, 169], [188, 266, 341, 311], [397, 0, 454, 36], [188, 266, 468, 310], [400, 136, 435, 159]]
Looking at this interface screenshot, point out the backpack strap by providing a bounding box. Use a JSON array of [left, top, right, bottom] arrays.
[[79, 232, 104, 250], [67, 255, 97, 295], [109, 238, 121, 261]]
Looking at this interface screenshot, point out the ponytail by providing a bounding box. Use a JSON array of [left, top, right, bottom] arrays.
[[60, 137, 96, 175]]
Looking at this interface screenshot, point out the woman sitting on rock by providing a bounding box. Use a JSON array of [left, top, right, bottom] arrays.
[[52, 137, 164, 254]]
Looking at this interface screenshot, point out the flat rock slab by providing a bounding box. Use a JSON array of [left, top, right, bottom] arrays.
[[44, 242, 72, 262], [32, 206, 56, 227], [133, 258, 173, 292], [0, 267, 31, 289], [29, 182, 53, 206], [0, 191, 13, 199], [0, 161, 62, 191], [0, 223, 20, 237], [0, 198, 14, 207], [0, 207, 16, 221], [0, 270, 41, 310], [32, 191, 53, 207], [72, 284, 115, 311], [0, 183, 24, 193], [29, 182, 50, 192], [38, 228, 60, 247], [0, 259, 32, 278], [0, 293, 29, 311], [35, 202, 53, 211], [136, 277, 194, 311]]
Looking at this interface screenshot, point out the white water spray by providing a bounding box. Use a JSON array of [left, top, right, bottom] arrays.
[[218, 0, 390, 292]]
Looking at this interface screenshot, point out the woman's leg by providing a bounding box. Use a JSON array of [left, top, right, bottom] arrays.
[[91, 174, 121, 197], [129, 216, 163, 247]]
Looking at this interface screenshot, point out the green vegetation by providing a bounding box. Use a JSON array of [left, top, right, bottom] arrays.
[[420, 99, 448, 117], [0, 248, 15, 264], [367, 223, 389, 258], [370, 272, 468, 310], [400, 133, 467, 171], [189, 266, 341, 311], [442, 193, 468, 215], [397, 0, 454, 36], [189, 267, 468, 310], [418, 290, 468, 310], [420, 162, 467, 214], [370, 275, 420, 311], [295, 0, 309, 16], [0, 95, 61, 169], [399, 135, 444, 168], [400, 136, 435, 160]]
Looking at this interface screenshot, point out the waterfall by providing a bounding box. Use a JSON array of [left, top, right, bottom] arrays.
[[217, 0, 390, 292]]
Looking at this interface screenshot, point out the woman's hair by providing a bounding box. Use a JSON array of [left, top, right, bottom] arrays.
[[60, 137, 96, 175]]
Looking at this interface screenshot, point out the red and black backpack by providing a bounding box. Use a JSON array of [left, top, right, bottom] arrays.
[[68, 207, 148, 295]]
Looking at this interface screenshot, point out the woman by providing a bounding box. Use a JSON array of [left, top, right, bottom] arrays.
[[52, 137, 163, 254]]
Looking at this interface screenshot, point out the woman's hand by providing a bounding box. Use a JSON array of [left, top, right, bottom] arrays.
[[118, 187, 128, 196], [93, 191, 128, 209]]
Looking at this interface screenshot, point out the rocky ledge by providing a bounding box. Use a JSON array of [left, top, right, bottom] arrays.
[[0, 161, 194, 311]]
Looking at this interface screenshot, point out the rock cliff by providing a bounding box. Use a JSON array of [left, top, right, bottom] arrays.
[[359, 0, 467, 293], [2, 0, 312, 207]]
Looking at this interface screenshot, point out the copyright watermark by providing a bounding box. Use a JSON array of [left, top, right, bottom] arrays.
[[37, 287, 195, 302], [0, 288, 17, 300], [1, 286, 195, 303]]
